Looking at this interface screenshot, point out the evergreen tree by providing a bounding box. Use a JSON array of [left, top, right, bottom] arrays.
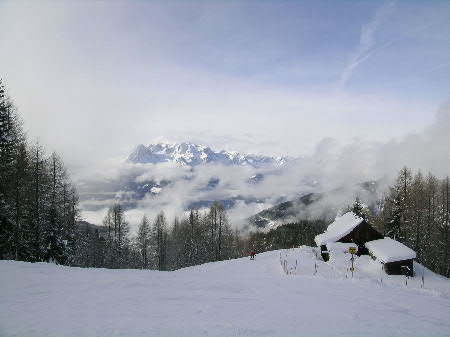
[[64, 186, 80, 265], [101, 204, 130, 268], [12, 142, 30, 260], [422, 173, 439, 269], [167, 216, 183, 270], [26, 142, 51, 262], [410, 171, 425, 257], [136, 215, 151, 269], [374, 167, 449, 276], [384, 167, 412, 241], [150, 211, 168, 271], [351, 197, 365, 219], [43, 152, 67, 263], [0, 80, 19, 259], [439, 177, 450, 276]]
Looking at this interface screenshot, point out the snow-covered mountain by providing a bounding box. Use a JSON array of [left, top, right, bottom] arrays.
[[127, 142, 289, 168], [79, 142, 292, 215]]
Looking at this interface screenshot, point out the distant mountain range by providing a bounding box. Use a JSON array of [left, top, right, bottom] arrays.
[[127, 142, 290, 168], [80, 142, 288, 213], [79, 142, 381, 233]]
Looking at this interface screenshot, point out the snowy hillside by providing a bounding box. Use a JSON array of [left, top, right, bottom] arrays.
[[1, 249, 449, 337], [127, 142, 289, 168]]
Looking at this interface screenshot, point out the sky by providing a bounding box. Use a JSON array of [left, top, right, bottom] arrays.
[[1, 0, 449, 161], [1, 0, 450, 228]]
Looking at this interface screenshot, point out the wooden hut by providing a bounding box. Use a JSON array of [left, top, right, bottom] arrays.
[[314, 212, 383, 261], [365, 238, 416, 276]]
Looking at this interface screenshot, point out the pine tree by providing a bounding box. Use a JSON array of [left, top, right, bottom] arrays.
[[384, 167, 412, 242], [410, 171, 425, 257], [42, 152, 67, 263], [12, 142, 30, 260], [136, 215, 151, 269], [207, 202, 222, 261], [351, 197, 365, 219], [423, 173, 439, 269], [150, 211, 168, 271], [440, 177, 450, 276], [168, 216, 183, 270], [101, 204, 129, 268], [0, 80, 19, 259], [25, 142, 51, 262], [64, 186, 80, 265], [114, 204, 130, 268]]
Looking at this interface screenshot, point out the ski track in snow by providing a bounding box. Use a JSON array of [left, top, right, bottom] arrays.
[[1, 248, 450, 337]]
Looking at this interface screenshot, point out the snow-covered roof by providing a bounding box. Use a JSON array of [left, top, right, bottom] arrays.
[[365, 238, 416, 263], [314, 212, 364, 246]]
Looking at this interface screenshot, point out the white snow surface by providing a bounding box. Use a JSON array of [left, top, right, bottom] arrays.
[[365, 237, 417, 263], [150, 186, 162, 194], [1, 248, 450, 337], [314, 212, 364, 246]]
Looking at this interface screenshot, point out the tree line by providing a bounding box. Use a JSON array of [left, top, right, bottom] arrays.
[[370, 167, 450, 277], [74, 201, 330, 272], [244, 220, 326, 254], [0, 79, 79, 264], [75, 202, 246, 270]]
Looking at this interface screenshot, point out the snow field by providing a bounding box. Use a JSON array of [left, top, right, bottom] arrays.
[[281, 246, 450, 295], [1, 248, 449, 337]]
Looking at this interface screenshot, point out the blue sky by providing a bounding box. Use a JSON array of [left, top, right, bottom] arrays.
[[0, 0, 449, 164]]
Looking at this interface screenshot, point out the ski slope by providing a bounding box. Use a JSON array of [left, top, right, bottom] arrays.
[[1, 248, 449, 337]]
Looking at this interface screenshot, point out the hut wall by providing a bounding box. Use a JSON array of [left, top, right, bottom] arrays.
[[337, 221, 383, 255], [384, 259, 414, 276]]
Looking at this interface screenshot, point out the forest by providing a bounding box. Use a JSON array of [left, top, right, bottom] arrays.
[[75, 203, 245, 270], [0, 79, 448, 277], [0, 80, 79, 264], [371, 167, 450, 277]]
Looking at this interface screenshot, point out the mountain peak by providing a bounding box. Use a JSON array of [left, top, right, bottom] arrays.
[[127, 142, 289, 168]]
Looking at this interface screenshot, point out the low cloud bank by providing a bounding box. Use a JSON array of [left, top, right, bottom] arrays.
[[80, 104, 450, 233]]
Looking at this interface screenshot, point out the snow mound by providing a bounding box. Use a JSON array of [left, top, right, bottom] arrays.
[[365, 237, 417, 263], [314, 212, 364, 246]]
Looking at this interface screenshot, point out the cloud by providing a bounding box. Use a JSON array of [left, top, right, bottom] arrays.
[[374, 99, 450, 178], [1, 0, 445, 169], [1, 1, 448, 233], [81, 104, 450, 234], [339, 1, 397, 87]]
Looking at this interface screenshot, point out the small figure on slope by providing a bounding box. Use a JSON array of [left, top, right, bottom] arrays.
[[250, 251, 256, 260]]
